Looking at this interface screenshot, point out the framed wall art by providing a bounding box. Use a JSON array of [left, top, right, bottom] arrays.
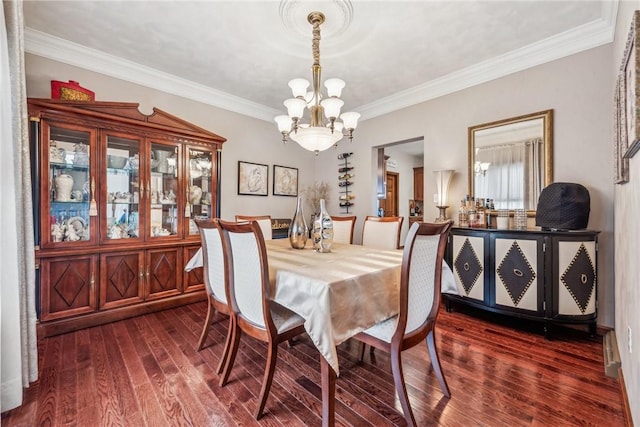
[[238, 161, 268, 196], [622, 10, 640, 160], [273, 165, 298, 196], [615, 77, 629, 184]]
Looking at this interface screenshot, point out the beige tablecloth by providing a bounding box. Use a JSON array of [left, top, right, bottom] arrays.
[[267, 240, 403, 375]]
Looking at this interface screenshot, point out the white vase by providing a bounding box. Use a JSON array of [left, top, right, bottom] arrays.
[[189, 185, 203, 205], [54, 173, 74, 202], [155, 150, 171, 173], [312, 199, 333, 253]]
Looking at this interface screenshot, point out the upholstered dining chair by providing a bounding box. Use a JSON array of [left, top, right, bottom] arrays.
[[330, 215, 357, 244], [235, 214, 272, 240], [354, 220, 453, 427], [362, 215, 404, 249], [194, 219, 233, 374], [217, 219, 306, 419]]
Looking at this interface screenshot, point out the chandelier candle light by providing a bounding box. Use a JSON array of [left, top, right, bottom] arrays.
[[274, 11, 360, 155], [434, 169, 454, 222]]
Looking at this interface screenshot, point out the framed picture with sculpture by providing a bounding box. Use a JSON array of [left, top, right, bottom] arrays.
[[273, 165, 298, 196], [621, 10, 640, 160], [238, 161, 268, 196]]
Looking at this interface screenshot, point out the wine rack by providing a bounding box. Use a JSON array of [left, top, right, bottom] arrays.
[[338, 152, 354, 213]]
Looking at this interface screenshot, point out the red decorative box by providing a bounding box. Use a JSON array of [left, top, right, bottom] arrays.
[[51, 80, 95, 101]]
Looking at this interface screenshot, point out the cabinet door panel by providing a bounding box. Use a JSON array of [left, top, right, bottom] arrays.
[[42, 123, 97, 249], [556, 240, 597, 316], [451, 234, 485, 301], [100, 251, 144, 309], [183, 246, 204, 292], [102, 132, 143, 244], [146, 248, 181, 299], [494, 237, 541, 312], [185, 147, 215, 238], [40, 255, 97, 321], [148, 142, 181, 239]]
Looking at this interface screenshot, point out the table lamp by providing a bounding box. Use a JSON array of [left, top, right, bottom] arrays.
[[434, 169, 454, 222]]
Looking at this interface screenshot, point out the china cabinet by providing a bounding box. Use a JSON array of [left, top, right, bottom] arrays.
[[29, 99, 225, 337], [445, 227, 599, 337]]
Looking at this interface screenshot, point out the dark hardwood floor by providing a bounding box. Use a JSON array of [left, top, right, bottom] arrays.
[[2, 301, 625, 426]]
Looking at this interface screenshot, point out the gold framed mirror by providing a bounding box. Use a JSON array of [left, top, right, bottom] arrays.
[[468, 109, 553, 212]]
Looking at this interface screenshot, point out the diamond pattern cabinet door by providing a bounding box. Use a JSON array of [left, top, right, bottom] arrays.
[[555, 240, 597, 317], [493, 237, 542, 312], [183, 245, 204, 293], [451, 234, 485, 302], [145, 248, 182, 300], [40, 255, 97, 321], [100, 251, 144, 309]]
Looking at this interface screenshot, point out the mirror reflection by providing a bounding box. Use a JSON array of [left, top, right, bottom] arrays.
[[469, 110, 553, 211]]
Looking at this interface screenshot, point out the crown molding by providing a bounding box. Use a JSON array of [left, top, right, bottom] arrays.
[[24, 28, 281, 122], [25, 1, 617, 124], [357, 1, 618, 120]]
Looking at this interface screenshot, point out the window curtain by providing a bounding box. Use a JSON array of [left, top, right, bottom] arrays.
[[476, 138, 542, 210], [1, 0, 38, 412], [476, 142, 525, 209], [524, 138, 543, 210]]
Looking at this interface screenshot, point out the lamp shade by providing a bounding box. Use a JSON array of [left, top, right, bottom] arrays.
[[275, 115, 293, 133], [340, 111, 360, 130], [289, 126, 342, 153], [321, 98, 344, 119], [288, 78, 310, 98], [324, 78, 345, 97], [284, 98, 306, 119], [434, 169, 454, 207]]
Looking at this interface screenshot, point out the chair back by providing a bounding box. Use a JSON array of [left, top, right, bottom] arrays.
[[397, 221, 452, 340], [195, 219, 226, 304], [218, 219, 272, 330], [362, 216, 404, 249], [235, 215, 273, 240], [330, 215, 356, 244]]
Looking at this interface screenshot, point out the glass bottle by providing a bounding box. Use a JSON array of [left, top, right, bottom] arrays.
[[289, 196, 308, 249], [313, 199, 333, 253], [458, 199, 469, 227]]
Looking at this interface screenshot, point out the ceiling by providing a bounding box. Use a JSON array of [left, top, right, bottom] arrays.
[[23, 1, 616, 124]]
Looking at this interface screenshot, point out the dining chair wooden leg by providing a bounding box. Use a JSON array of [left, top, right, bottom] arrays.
[[219, 322, 241, 387], [216, 316, 234, 375], [390, 350, 417, 427], [197, 297, 215, 351], [255, 341, 278, 419], [426, 328, 450, 397], [358, 341, 366, 361]]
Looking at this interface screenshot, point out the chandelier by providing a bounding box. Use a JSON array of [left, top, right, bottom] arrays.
[[274, 11, 360, 155]]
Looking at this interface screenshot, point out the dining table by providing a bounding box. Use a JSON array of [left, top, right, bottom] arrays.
[[186, 238, 456, 426]]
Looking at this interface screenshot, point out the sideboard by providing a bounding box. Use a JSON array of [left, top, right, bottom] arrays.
[[444, 227, 599, 337]]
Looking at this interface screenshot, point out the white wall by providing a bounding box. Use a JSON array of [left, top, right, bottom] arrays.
[[612, 2, 640, 424], [314, 44, 615, 330], [24, 54, 319, 222]]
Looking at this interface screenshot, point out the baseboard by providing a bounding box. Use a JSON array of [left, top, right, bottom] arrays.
[[603, 330, 621, 378], [618, 368, 634, 427]]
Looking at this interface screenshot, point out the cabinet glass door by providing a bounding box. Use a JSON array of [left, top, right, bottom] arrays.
[[186, 147, 214, 236], [149, 143, 180, 238], [104, 134, 141, 241], [47, 125, 94, 246]]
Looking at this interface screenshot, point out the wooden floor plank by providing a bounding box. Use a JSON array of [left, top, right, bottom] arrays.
[[2, 302, 626, 426]]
